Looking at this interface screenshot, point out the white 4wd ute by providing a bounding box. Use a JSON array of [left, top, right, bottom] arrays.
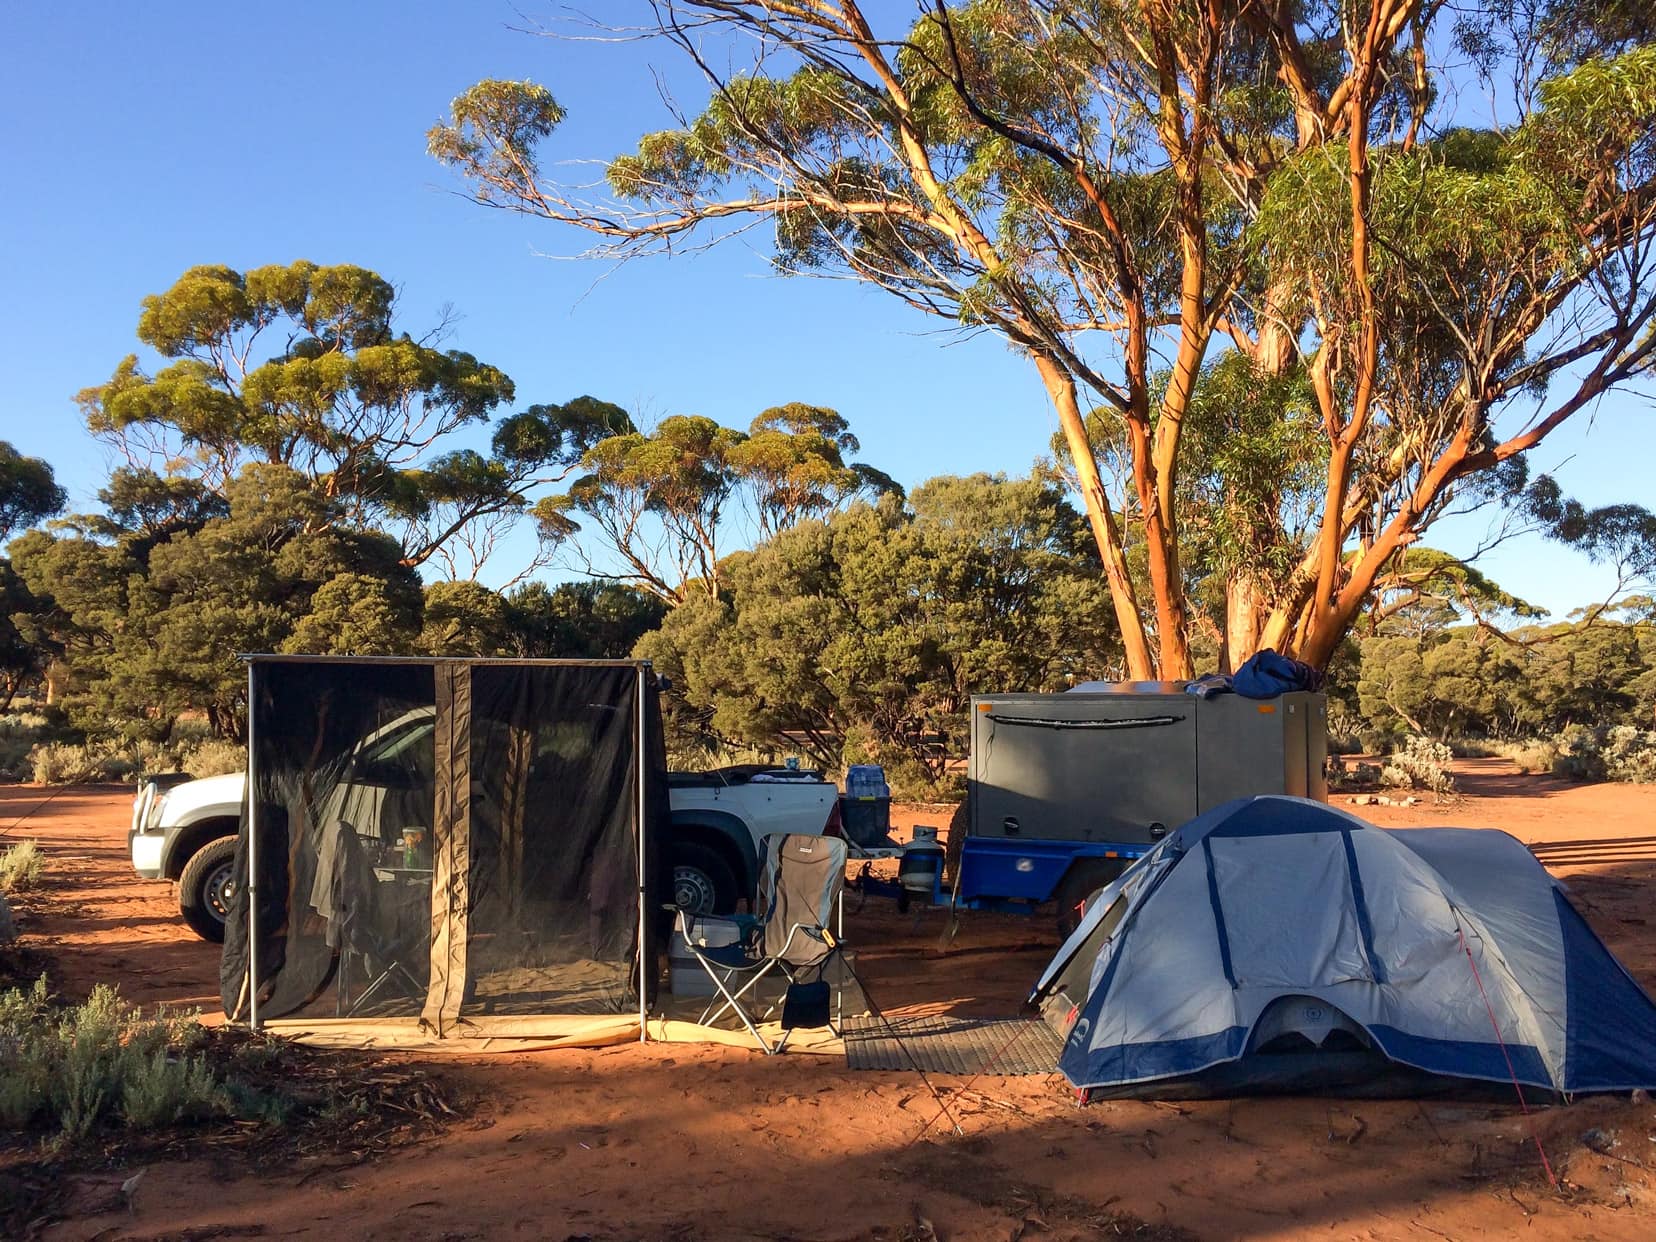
[[130, 712, 842, 941]]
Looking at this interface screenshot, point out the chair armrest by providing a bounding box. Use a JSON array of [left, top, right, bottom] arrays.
[[772, 922, 832, 961]]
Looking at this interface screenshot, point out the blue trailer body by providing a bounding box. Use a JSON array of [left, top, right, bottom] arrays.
[[955, 836, 1148, 907], [857, 835, 1152, 915]]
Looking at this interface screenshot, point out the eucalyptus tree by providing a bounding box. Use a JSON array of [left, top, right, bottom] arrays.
[[432, 1, 1656, 674], [638, 472, 1119, 782], [78, 261, 622, 577], [0, 442, 67, 542], [535, 404, 898, 601]]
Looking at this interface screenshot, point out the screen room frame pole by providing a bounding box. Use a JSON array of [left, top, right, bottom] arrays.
[[245, 659, 261, 1031], [636, 661, 649, 1043]]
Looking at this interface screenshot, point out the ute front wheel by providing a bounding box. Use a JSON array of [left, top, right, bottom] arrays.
[[178, 836, 239, 943]]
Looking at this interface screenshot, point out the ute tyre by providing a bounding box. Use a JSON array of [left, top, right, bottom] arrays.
[[671, 842, 739, 916], [178, 836, 239, 943], [1053, 859, 1127, 938]]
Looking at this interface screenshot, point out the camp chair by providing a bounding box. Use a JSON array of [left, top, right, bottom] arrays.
[[680, 833, 849, 1054], [331, 828, 430, 1016]]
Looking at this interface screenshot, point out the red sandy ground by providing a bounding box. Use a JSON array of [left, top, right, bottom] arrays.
[[3, 761, 1654, 1242]]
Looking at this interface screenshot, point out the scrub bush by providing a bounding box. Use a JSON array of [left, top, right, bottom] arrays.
[[1380, 735, 1456, 797], [0, 977, 225, 1141], [181, 739, 246, 779], [0, 839, 44, 892]]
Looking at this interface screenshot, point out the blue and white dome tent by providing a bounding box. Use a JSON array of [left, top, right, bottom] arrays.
[[1029, 796, 1656, 1099]]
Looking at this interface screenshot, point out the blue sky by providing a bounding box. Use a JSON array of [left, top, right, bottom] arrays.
[[1, 1, 1647, 620]]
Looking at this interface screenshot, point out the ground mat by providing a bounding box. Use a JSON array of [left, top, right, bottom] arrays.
[[842, 1015, 1062, 1075]]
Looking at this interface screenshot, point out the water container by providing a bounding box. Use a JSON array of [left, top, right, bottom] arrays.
[[846, 764, 889, 800], [841, 764, 892, 847], [899, 826, 945, 895]]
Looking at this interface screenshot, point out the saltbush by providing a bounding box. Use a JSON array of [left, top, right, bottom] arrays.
[[1325, 754, 1382, 791], [0, 977, 225, 1140], [1491, 738, 1559, 775], [29, 740, 131, 783], [182, 739, 246, 779], [27, 736, 243, 784], [1545, 724, 1656, 783], [0, 839, 45, 892], [0, 712, 55, 781], [1380, 735, 1457, 797]]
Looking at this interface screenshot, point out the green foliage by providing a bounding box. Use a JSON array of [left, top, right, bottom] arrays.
[[0, 711, 56, 780], [427, 81, 567, 202], [72, 263, 634, 580], [0, 839, 44, 892], [1380, 737, 1458, 799], [434, 4, 1656, 672], [26, 734, 243, 785], [284, 572, 424, 656], [83, 262, 514, 491], [1517, 723, 1656, 783], [181, 739, 246, 779], [0, 442, 67, 541], [29, 741, 126, 784], [639, 473, 1119, 791], [14, 463, 423, 739], [419, 580, 515, 656], [0, 558, 54, 709], [1372, 547, 1544, 634], [1059, 352, 1327, 624], [548, 405, 894, 601], [502, 580, 666, 659], [1355, 616, 1655, 752], [0, 977, 223, 1141]]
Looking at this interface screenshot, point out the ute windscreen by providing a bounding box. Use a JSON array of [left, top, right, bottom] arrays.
[[221, 658, 664, 1034]]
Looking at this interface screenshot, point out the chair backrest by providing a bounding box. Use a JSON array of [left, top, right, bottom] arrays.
[[756, 833, 847, 967]]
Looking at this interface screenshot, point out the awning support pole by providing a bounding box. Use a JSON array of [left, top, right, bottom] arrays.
[[637, 662, 649, 1043], [246, 659, 260, 1031]]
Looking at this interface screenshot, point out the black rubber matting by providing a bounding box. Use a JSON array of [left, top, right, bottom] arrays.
[[842, 1014, 1063, 1075]]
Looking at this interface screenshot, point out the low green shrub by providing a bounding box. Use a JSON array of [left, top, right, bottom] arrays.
[[29, 741, 128, 784], [27, 735, 241, 784], [1326, 754, 1382, 791], [1493, 739, 1559, 774], [1545, 724, 1656, 783], [0, 839, 45, 892], [0, 712, 56, 781], [0, 976, 226, 1141], [1380, 735, 1457, 798], [182, 739, 246, 779], [1448, 739, 1498, 759]]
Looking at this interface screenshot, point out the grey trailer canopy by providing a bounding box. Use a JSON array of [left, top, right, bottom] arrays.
[[220, 656, 668, 1044], [1032, 796, 1656, 1099]]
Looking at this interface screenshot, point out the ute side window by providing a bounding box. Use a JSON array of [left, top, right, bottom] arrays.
[[354, 719, 436, 789]]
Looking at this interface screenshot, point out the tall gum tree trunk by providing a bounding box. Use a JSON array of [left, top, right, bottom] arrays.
[[1036, 356, 1156, 679], [1223, 282, 1299, 670], [1223, 576, 1266, 672]]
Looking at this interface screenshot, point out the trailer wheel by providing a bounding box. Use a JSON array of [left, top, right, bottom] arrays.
[[1053, 859, 1126, 937]]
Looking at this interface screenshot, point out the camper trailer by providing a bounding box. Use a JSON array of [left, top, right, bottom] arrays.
[[905, 682, 1327, 927]]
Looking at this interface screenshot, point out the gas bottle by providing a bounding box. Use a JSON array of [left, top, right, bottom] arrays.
[[899, 825, 945, 895]]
